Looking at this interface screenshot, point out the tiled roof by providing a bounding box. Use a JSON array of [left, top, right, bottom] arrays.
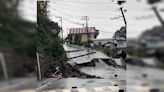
[[69, 27, 96, 35]]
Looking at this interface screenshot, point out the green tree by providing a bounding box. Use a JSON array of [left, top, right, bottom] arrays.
[[74, 35, 81, 45], [37, 1, 67, 78], [0, 0, 36, 78]]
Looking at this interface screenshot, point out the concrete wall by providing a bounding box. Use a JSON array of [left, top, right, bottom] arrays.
[[70, 34, 95, 43]]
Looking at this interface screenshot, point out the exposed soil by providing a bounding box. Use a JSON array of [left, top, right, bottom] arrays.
[[61, 63, 101, 79]]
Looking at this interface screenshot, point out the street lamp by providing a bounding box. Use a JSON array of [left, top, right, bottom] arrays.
[[55, 16, 63, 44]]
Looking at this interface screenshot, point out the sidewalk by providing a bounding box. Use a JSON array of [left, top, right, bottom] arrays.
[[36, 77, 62, 92]]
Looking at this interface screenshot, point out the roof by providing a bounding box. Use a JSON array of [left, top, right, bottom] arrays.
[[69, 27, 96, 35]]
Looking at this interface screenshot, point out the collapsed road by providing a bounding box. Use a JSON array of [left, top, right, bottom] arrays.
[[35, 44, 127, 92]]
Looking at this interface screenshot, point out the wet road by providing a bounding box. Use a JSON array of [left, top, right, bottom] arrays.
[[127, 64, 164, 85], [35, 44, 126, 92], [5, 45, 164, 92], [127, 64, 164, 92], [38, 78, 126, 91], [64, 44, 126, 79], [63, 44, 110, 65], [1, 44, 164, 92]]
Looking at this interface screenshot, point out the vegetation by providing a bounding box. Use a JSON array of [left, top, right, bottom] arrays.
[[74, 35, 81, 45], [0, 0, 36, 79], [37, 1, 67, 78]]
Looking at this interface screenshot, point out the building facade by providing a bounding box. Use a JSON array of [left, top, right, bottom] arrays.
[[67, 27, 99, 45], [113, 26, 126, 49]]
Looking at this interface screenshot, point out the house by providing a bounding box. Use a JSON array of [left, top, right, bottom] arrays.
[[139, 26, 164, 49], [91, 37, 126, 50], [113, 26, 127, 49], [113, 26, 126, 39], [91, 37, 126, 49], [67, 27, 99, 45], [127, 26, 164, 58], [114, 38, 127, 49]]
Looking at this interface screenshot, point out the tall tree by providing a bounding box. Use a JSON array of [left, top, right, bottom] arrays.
[[37, 1, 67, 78], [0, 0, 21, 17], [0, 0, 36, 78]]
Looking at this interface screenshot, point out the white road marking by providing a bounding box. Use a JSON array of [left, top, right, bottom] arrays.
[[77, 88, 87, 92], [63, 89, 71, 92], [18, 85, 160, 92], [133, 86, 151, 92], [19, 89, 34, 92], [108, 86, 120, 91], [47, 90, 56, 92], [94, 87, 104, 91]]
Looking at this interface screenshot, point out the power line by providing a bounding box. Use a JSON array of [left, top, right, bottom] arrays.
[[49, 10, 124, 28], [53, 0, 115, 4], [53, 9, 116, 19], [49, 2, 120, 17], [53, 2, 117, 11], [49, 16, 115, 37], [99, 30, 114, 34], [49, 12, 84, 26], [111, 15, 123, 20], [50, 9, 80, 19], [50, 6, 118, 16], [98, 33, 113, 37], [49, 9, 118, 21], [62, 17, 84, 26], [99, 24, 124, 27], [48, 10, 84, 26]]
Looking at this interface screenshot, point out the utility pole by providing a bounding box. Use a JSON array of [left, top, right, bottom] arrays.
[[0, 52, 8, 80], [117, 0, 127, 27], [120, 7, 127, 26], [110, 0, 126, 57], [36, 52, 42, 81], [81, 16, 90, 57], [152, 5, 164, 26]]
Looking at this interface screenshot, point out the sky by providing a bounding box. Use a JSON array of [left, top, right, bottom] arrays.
[[127, 0, 164, 38], [48, 0, 125, 39], [18, 0, 37, 22], [18, 0, 164, 39]]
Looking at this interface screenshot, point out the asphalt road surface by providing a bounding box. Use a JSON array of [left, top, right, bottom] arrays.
[[2, 44, 164, 92]]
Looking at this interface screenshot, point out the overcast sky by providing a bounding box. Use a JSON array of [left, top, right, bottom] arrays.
[[19, 0, 36, 22], [19, 0, 164, 39], [127, 0, 164, 38], [48, 0, 125, 39]]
